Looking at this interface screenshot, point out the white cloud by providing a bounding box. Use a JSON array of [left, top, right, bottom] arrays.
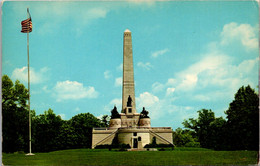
[[178, 53, 229, 76], [53, 80, 98, 102], [136, 91, 195, 123], [194, 94, 211, 102], [117, 63, 123, 71], [173, 53, 229, 92], [126, 0, 156, 6], [237, 57, 259, 74], [115, 77, 122, 87], [74, 7, 109, 27], [152, 82, 164, 93], [199, 56, 258, 92], [177, 74, 198, 91], [137, 92, 159, 106], [42, 85, 48, 91], [11, 66, 49, 84], [134, 22, 258, 128], [137, 62, 153, 70], [220, 22, 258, 50], [42, 85, 51, 93], [165, 52, 258, 101], [151, 48, 169, 58], [87, 8, 107, 19], [173, 22, 258, 94], [104, 98, 122, 113], [167, 105, 197, 124], [72, 7, 109, 28], [110, 98, 122, 108], [166, 87, 175, 96], [37, 22, 55, 36], [74, 107, 80, 112], [136, 92, 161, 119], [104, 70, 112, 79], [148, 23, 258, 116], [14, 4, 110, 35], [166, 78, 176, 86]]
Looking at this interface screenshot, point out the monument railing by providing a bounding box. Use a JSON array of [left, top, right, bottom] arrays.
[[93, 127, 172, 130], [119, 127, 172, 129], [93, 127, 111, 130]]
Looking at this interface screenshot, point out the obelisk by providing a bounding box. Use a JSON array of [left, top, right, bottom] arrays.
[[122, 29, 136, 114]]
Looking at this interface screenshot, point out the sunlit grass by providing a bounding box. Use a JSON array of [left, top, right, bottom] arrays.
[[3, 148, 258, 165]]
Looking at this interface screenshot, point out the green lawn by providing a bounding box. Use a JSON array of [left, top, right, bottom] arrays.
[[3, 148, 258, 165]]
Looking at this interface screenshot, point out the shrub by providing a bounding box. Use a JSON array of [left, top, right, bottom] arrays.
[[118, 144, 130, 151], [95, 143, 131, 150], [144, 143, 174, 148], [14, 151, 25, 154], [158, 148, 165, 151], [95, 144, 111, 149], [118, 148, 127, 151], [119, 144, 131, 149], [185, 142, 200, 147]]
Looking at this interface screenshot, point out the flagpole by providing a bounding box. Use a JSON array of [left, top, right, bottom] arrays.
[[26, 7, 34, 156]]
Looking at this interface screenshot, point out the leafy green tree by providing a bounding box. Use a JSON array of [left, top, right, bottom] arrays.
[[225, 85, 259, 150], [32, 111, 106, 151], [69, 113, 104, 148], [173, 128, 200, 147], [208, 117, 226, 150], [2, 75, 28, 108], [56, 121, 78, 150], [32, 109, 63, 152], [2, 75, 111, 152], [183, 109, 227, 149], [183, 109, 216, 148], [2, 75, 29, 153]]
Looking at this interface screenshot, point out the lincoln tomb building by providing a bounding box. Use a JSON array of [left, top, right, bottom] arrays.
[[92, 29, 173, 149]]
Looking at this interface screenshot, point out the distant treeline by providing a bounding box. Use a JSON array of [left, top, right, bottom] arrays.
[[2, 75, 108, 153], [2, 75, 259, 153], [173, 85, 259, 151]]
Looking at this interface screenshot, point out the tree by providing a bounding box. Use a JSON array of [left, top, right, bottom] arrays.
[[173, 128, 200, 147], [2, 75, 29, 153], [2, 75, 111, 152], [208, 117, 226, 150], [183, 109, 216, 148], [2, 75, 28, 108], [225, 85, 259, 150], [32, 111, 106, 151], [56, 121, 78, 150], [32, 109, 63, 152], [183, 109, 226, 149], [69, 113, 104, 148]]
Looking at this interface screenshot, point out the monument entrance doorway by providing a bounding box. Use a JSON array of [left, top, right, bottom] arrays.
[[133, 138, 138, 148]]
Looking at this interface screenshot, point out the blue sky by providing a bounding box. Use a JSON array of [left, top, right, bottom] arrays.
[[2, 1, 259, 129]]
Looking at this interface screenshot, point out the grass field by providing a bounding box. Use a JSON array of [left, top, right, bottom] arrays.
[[3, 148, 258, 165]]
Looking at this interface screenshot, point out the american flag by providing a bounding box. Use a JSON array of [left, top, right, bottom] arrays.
[[21, 9, 32, 33]]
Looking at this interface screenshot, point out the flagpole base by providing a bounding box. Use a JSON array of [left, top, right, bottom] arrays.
[[26, 153, 35, 156]]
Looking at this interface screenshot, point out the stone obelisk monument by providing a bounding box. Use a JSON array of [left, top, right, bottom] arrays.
[[122, 29, 136, 114], [92, 29, 174, 149]]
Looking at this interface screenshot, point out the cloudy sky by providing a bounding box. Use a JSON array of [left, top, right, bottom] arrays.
[[2, 1, 258, 129]]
